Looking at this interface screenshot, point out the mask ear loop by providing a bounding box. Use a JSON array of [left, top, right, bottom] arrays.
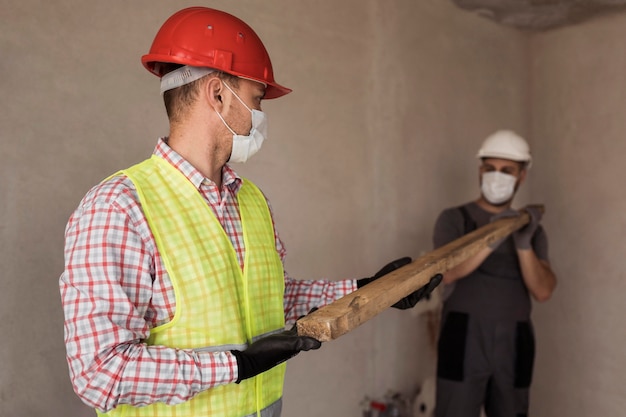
[[218, 80, 258, 139], [214, 81, 248, 136], [222, 81, 254, 113], [214, 109, 237, 136]]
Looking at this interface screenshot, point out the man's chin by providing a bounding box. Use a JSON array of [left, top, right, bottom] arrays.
[[482, 195, 514, 207], [488, 199, 513, 207]]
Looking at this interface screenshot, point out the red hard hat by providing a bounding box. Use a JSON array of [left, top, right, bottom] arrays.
[[141, 7, 291, 99]]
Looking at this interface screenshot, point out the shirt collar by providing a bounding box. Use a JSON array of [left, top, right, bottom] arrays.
[[153, 137, 242, 192]]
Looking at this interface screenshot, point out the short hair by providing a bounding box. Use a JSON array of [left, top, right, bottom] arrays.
[[161, 64, 240, 124]]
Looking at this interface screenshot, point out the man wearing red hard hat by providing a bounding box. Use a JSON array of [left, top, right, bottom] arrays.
[[59, 7, 439, 417]]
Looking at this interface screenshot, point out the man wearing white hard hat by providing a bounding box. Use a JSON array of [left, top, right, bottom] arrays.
[[432, 130, 557, 417]]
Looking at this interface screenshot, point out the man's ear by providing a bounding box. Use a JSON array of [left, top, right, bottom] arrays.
[[205, 77, 225, 110]]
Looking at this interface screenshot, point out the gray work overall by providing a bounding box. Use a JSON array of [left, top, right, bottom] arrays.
[[433, 203, 548, 417]]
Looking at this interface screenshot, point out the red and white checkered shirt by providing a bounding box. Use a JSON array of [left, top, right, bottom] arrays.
[[60, 138, 356, 412]]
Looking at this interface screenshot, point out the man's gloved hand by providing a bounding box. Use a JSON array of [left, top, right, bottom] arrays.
[[231, 324, 321, 383], [513, 206, 542, 249], [394, 273, 443, 309], [488, 208, 519, 249], [356, 257, 412, 288], [356, 257, 443, 309]]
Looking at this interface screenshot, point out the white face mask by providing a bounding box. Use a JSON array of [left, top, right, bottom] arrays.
[[481, 171, 517, 204], [215, 81, 268, 163]]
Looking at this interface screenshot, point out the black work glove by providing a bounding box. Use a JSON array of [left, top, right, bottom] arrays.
[[231, 324, 321, 383], [357, 257, 443, 309], [396, 273, 443, 308]]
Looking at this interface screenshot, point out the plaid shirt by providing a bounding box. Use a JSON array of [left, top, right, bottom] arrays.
[[60, 138, 356, 412]]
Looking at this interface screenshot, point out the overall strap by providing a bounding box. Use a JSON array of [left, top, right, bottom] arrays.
[[458, 205, 477, 235]]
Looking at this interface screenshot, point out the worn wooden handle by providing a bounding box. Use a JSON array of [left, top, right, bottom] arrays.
[[296, 204, 544, 341]]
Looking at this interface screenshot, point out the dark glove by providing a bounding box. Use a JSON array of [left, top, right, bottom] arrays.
[[357, 257, 442, 309], [513, 206, 542, 249], [356, 257, 412, 288], [393, 273, 443, 309], [488, 208, 518, 249], [231, 324, 321, 383]]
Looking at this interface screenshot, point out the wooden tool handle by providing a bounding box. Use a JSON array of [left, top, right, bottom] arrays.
[[296, 204, 544, 341]]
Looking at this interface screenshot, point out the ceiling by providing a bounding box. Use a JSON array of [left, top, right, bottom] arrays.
[[451, 0, 626, 30]]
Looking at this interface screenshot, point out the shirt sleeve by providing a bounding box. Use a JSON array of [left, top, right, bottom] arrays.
[[433, 207, 465, 249], [59, 182, 238, 412], [282, 275, 357, 326]]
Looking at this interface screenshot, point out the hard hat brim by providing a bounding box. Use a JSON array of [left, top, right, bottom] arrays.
[[142, 54, 292, 99]]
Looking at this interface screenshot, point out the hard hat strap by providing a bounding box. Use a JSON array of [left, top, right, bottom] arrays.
[[160, 65, 216, 95]]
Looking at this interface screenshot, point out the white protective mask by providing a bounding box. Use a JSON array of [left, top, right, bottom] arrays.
[[215, 82, 268, 163], [481, 171, 517, 204]]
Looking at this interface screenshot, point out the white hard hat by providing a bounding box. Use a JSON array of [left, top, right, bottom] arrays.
[[476, 130, 532, 167]]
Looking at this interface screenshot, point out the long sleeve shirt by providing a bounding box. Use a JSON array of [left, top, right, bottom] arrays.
[[59, 138, 356, 412]]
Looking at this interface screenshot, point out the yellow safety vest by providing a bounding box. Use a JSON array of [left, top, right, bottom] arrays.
[[98, 155, 285, 417]]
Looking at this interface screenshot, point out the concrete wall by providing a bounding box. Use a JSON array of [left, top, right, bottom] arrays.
[[528, 14, 626, 417], [1, 1, 582, 416]]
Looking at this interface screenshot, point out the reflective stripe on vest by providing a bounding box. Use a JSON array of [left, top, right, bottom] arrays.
[[98, 155, 285, 417]]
